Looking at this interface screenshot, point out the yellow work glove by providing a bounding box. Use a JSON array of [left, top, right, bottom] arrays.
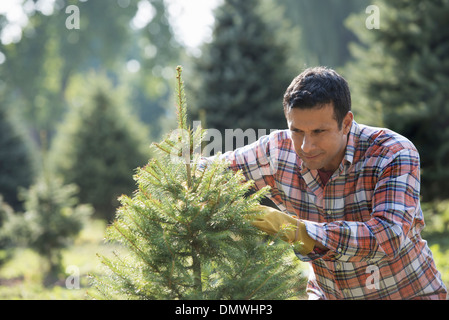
[[251, 205, 315, 255]]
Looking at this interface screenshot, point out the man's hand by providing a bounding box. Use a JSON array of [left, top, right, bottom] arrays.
[[250, 205, 316, 255]]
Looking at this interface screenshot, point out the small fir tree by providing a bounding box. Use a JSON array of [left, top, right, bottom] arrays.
[[90, 67, 303, 300], [10, 173, 93, 286]]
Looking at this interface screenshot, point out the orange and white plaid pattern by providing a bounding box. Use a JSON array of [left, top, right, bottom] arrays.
[[210, 121, 447, 300]]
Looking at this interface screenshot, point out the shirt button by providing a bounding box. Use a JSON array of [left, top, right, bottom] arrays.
[[336, 263, 341, 270], [327, 210, 332, 215]]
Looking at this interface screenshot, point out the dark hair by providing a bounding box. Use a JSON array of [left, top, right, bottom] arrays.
[[283, 67, 351, 128]]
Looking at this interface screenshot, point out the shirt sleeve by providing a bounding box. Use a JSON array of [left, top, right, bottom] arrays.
[[296, 147, 422, 263], [200, 132, 282, 191]]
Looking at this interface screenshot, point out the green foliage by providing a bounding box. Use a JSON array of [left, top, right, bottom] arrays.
[[0, 0, 180, 143], [429, 244, 449, 286], [0, 0, 138, 130], [421, 200, 449, 288], [345, 0, 449, 200], [0, 103, 35, 210], [282, 0, 370, 68], [0, 195, 15, 267], [91, 67, 303, 300], [50, 73, 151, 221], [190, 0, 300, 144], [0, 219, 111, 299], [422, 200, 449, 238], [4, 173, 92, 285]]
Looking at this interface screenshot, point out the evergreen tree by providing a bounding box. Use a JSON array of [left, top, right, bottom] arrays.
[[345, 0, 449, 200], [0, 102, 35, 210], [0, 0, 141, 142], [281, 0, 370, 68], [0, 0, 180, 145], [190, 0, 301, 151], [50, 73, 151, 221], [10, 173, 92, 286], [90, 67, 303, 300]]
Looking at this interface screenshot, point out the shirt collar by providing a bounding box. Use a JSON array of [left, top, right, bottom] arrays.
[[344, 120, 360, 166]]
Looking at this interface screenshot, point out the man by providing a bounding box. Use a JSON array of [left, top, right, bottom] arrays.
[[206, 67, 447, 300]]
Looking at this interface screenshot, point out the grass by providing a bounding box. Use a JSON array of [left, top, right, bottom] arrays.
[[0, 219, 119, 300], [0, 217, 447, 300], [427, 235, 449, 288], [0, 217, 310, 300]]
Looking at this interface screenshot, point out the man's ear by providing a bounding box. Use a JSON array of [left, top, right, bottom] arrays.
[[342, 112, 354, 134]]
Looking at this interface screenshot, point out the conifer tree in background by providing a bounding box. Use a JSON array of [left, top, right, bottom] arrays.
[[9, 173, 93, 286], [282, 0, 370, 68], [50, 73, 151, 221], [190, 0, 300, 149], [0, 103, 35, 211], [90, 67, 303, 300], [345, 0, 449, 201]]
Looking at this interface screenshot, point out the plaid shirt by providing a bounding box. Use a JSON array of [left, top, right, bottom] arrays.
[[212, 121, 447, 300]]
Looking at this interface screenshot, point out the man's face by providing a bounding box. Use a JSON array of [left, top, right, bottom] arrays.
[[286, 103, 353, 172]]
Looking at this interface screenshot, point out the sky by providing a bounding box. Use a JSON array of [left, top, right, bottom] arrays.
[[0, 0, 222, 49], [165, 0, 222, 49]]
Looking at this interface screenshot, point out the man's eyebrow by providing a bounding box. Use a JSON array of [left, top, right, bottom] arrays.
[[289, 125, 328, 131], [288, 125, 300, 131]]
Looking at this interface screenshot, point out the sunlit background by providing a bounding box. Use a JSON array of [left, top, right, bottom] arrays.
[[0, 0, 220, 51], [0, 0, 448, 299]]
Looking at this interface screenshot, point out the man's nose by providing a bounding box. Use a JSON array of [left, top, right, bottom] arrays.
[[301, 134, 315, 154]]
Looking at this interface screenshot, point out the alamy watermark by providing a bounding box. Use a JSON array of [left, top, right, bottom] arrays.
[[169, 120, 281, 175], [64, 4, 380, 31], [65, 5, 80, 30], [365, 5, 380, 30], [365, 265, 380, 290], [65, 265, 80, 289]]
